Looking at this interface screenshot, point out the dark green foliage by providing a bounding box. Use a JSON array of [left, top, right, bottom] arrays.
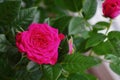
[[13, 7, 37, 30], [55, 0, 83, 12], [43, 64, 62, 80], [0, 0, 21, 25], [52, 16, 72, 35], [67, 73, 88, 80]]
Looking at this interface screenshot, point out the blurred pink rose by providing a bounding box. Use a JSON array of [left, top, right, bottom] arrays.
[[16, 23, 64, 65], [102, 0, 120, 18]]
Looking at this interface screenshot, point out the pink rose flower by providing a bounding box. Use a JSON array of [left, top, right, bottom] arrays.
[[102, 0, 120, 18], [16, 23, 65, 65]]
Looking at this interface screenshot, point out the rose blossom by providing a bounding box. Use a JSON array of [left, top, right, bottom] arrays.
[[16, 23, 65, 65], [102, 0, 120, 18]]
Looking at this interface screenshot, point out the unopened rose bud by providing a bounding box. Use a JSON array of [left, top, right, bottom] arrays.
[[68, 37, 74, 55]]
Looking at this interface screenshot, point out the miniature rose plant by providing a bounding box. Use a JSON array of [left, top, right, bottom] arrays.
[[0, 0, 120, 80]]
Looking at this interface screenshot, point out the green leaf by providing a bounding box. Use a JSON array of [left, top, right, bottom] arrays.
[[86, 33, 106, 48], [67, 73, 88, 80], [0, 34, 10, 52], [54, 0, 66, 9], [93, 31, 120, 56], [108, 31, 120, 39], [6, 47, 21, 66], [85, 74, 97, 80], [0, 0, 21, 25], [15, 58, 42, 80], [105, 55, 120, 75], [23, 0, 41, 8], [69, 17, 87, 35], [55, 0, 83, 12], [15, 67, 42, 80], [44, 0, 55, 8], [93, 22, 110, 31], [82, 0, 97, 19], [107, 31, 120, 56], [52, 16, 72, 35], [0, 58, 15, 80], [61, 53, 100, 73], [93, 41, 112, 55], [13, 7, 37, 30], [43, 0, 67, 17], [27, 61, 40, 72], [38, 7, 47, 23], [23, 0, 35, 8], [43, 64, 62, 80], [73, 36, 88, 53], [110, 63, 120, 75], [0, 35, 21, 66], [105, 54, 117, 61], [58, 75, 67, 80]]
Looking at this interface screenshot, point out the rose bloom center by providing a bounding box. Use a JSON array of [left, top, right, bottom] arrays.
[[30, 32, 49, 48]]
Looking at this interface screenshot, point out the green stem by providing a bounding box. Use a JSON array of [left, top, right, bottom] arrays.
[[89, 50, 105, 62], [78, 10, 83, 17], [62, 68, 69, 78], [105, 19, 112, 35], [78, 10, 92, 31], [88, 49, 93, 56], [86, 21, 92, 31]]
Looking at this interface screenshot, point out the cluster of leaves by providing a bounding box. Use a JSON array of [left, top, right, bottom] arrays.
[[0, 0, 120, 80]]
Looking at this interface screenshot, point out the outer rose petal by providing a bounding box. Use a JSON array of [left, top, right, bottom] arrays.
[[16, 32, 26, 52], [59, 33, 65, 40], [16, 23, 64, 65], [49, 51, 58, 65]]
